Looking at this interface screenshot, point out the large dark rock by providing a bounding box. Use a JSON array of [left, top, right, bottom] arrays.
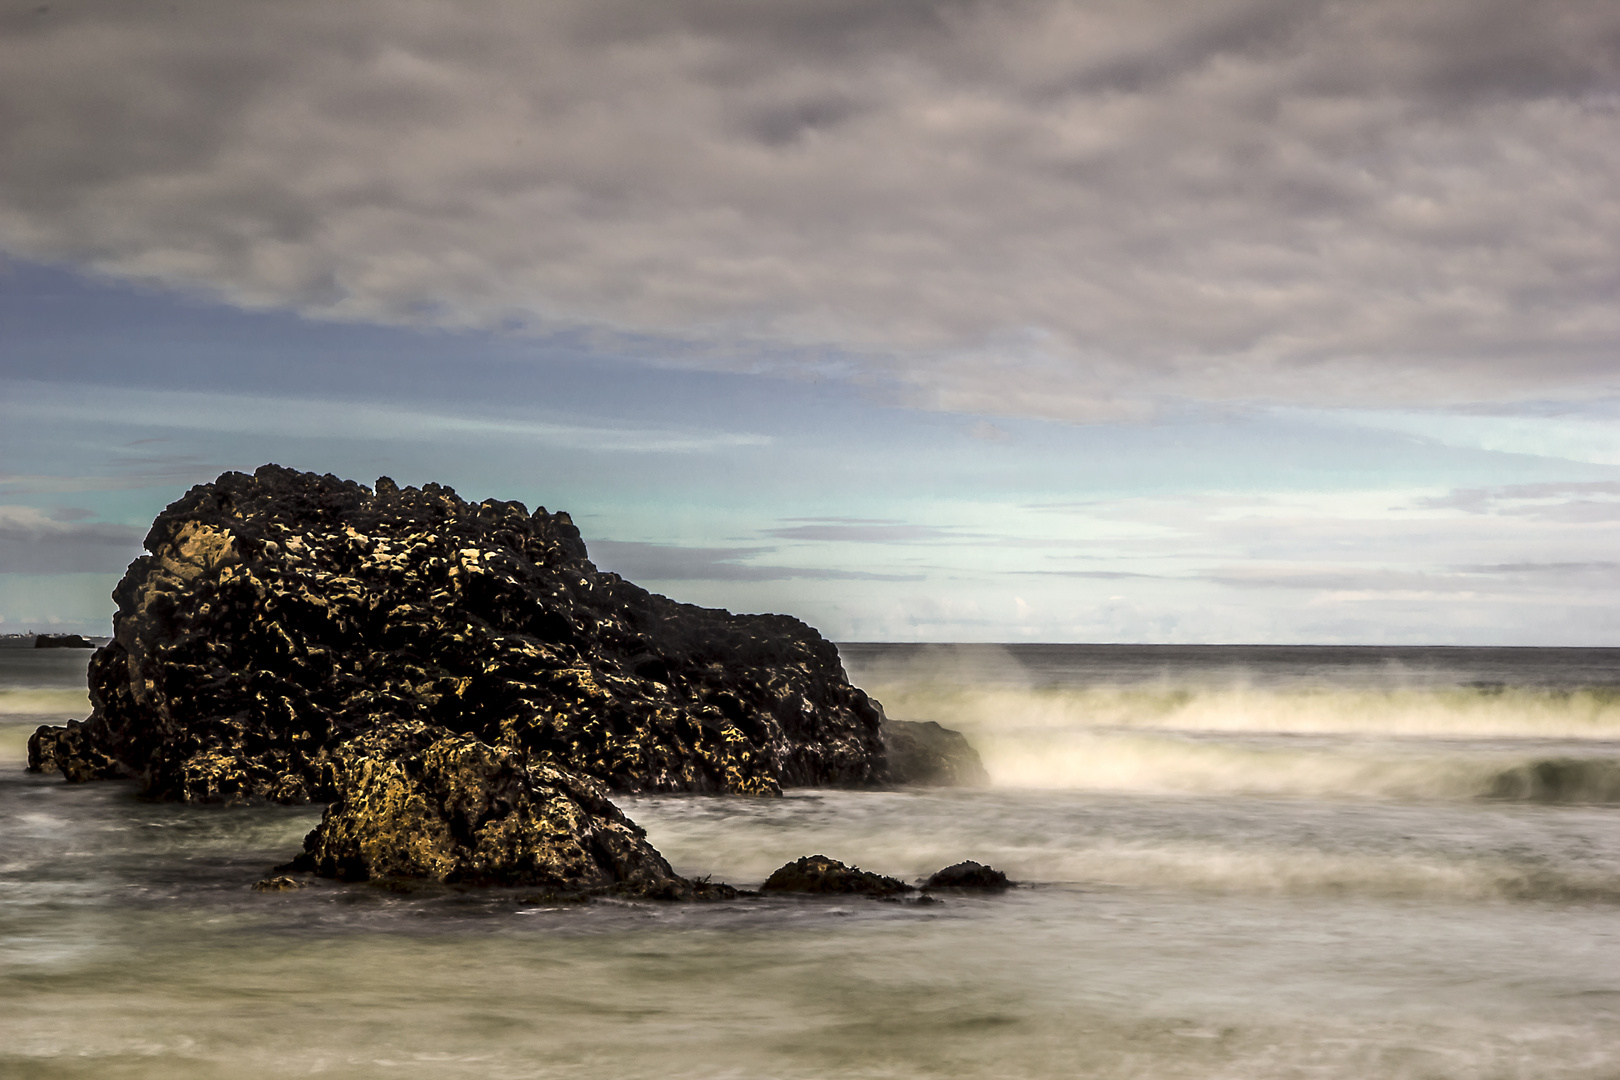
[[27, 466, 995, 896], [882, 719, 989, 787], [29, 465, 887, 804]]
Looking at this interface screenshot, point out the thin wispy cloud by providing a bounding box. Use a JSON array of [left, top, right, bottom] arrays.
[[3, 382, 770, 454], [587, 540, 923, 583], [1018, 560, 1620, 594], [1413, 480, 1620, 520], [765, 523, 960, 544]]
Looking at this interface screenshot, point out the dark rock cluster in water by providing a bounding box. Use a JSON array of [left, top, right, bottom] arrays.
[[757, 855, 1014, 898], [761, 854, 915, 897], [28, 465, 985, 898]]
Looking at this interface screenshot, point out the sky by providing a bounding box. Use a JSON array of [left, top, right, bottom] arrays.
[[3, 0, 1619, 644]]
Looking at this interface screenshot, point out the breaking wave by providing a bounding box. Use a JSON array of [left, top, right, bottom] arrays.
[[866, 681, 1620, 739], [859, 681, 1620, 802]]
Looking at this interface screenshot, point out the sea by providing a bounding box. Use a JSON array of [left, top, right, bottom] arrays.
[[4, 640, 1620, 1079]]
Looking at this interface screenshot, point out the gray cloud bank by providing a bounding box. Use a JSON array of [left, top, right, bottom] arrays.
[[4, 1, 1619, 417]]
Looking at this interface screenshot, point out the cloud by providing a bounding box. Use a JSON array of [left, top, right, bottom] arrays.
[[3, 380, 769, 454], [1014, 569, 1164, 580], [587, 539, 923, 582], [1457, 561, 1620, 575], [764, 521, 959, 543], [4, 1, 1620, 418], [1339, 408, 1620, 465], [1021, 560, 1620, 593], [0, 506, 144, 574], [1414, 480, 1620, 519]]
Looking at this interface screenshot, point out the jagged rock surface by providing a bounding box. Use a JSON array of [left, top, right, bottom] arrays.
[[881, 719, 990, 787], [29, 465, 888, 804]]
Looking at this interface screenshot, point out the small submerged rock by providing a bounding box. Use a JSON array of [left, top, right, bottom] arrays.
[[924, 861, 1011, 890], [251, 875, 308, 893], [760, 854, 914, 897]]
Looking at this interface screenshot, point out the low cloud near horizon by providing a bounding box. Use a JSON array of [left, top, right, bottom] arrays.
[[4, 0, 1619, 419]]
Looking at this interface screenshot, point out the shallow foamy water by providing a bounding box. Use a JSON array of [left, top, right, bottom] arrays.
[[4, 643, 1620, 1078]]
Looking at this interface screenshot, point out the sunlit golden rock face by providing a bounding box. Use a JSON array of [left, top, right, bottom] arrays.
[[31, 463, 888, 806], [289, 720, 687, 892]]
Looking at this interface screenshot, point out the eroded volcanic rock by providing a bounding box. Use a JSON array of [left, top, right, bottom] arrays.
[[29, 465, 887, 805]]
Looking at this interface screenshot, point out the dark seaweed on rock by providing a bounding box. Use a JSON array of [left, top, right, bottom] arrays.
[[29, 465, 887, 804]]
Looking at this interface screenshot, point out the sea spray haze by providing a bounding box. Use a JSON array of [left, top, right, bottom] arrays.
[[844, 643, 1620, 800], [6, 639, 1620, 1077]]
